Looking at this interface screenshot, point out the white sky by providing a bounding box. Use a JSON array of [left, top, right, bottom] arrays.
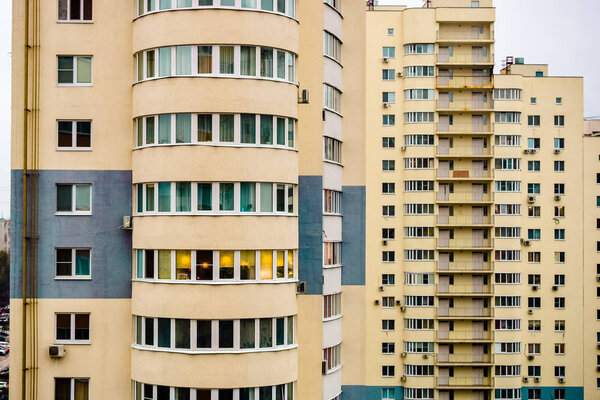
[[0, 0, 598, 218]]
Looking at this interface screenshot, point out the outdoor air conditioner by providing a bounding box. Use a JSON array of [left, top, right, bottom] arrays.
[[528, 309, 533, 315], [322, 360, 327, 375], [296, 281, 307, 294], [383, 102, 390, 108], [401, 146, 407, 151], [382, 240, 388, 246], [383, 57, 389, 63], [558, 377, 565, 383], [534, 377, 540, 383], [374, 299, 380, 305], [49, 345, 65, 358], [531, 149, 537, 154], [396, 300, 401, 306], [401, 375, 407, 382], [523, 240, 531, 246], [400, 352, 407, 358], [400, 306, 406, 312], [122, 216, 133, 230], [379, 285, 385, 291], [523, 149, 530, 154], [554, 149, 561, 154], [527, 195, 536, 204], [527, 355, 535, 361], [552, 285, 558, 291], [397, 71, 403, 77], [300, 89, 310, 103], [554, 195, 562, 201], [523, 377, 529, 383], [532, 284, 539, 290], [423, 354, 429, 359]]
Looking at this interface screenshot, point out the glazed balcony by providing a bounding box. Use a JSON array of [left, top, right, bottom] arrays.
[[436, 53, 495, 66], [436, 261, 494, 274], [436, 329, 494, 342], [436, 307, 493, 319], [436, 76, 493, 89], [436, 376, 494, 388], [436, 99, 494, 112], [436, 145, 494, 158], [436, 191, 494, 204], [436, 169, 494, 181], [436, 122, 493, 135], [436, 215, 494, 226], [436, 284, 494, 296]]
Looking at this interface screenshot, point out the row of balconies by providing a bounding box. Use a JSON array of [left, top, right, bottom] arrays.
[[436, 99, 494, 112], [436, 261, 494, 273], [436, 284, 494, 296], [436, 144, 494, 158], [436, 53, 495, 66], [436, 238, 494, 250], [437, 307, 493, 318], [436, 215, 494, 226], [436, 122, 493, 134], [436, 168, 494, 180]]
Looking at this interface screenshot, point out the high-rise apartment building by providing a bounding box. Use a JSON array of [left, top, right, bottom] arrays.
[[10, 0, 600, 399]]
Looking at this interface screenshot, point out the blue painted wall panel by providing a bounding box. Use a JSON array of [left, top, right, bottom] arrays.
[[342, 385, 403, 400], [341, 185, 366, 286], [11, 169, 133, 299], [521, 386, 583, 400], [298, 175, 323, 295]]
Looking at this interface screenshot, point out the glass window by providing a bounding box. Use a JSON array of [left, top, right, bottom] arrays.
[[287, 186, 294, 213], [276, 184, 285, 212], [219, 183, 234, 211], [160, 0, 172, 9], [219, 114, 234, 142], [146, 50, 156, 78], [260, 250, 273, 280], [220, 46, 234, 74], [198, 46, 212, 74], [175, 250, 191, 280], [288, 119, 294, 147], [176, 113, 191, 143], [261, 183, 273, 212], [219, 320, 234, 348], [197, 114, 212, 142], [176, 182, 191, 212], [177, 0, 192, 7], [241, 46, 257, 76], [145, 116, 155, 145], [158, 114, 171, 144], [276, 317, 285, 345], [287, 316, 294, 344], [260, 115, 273, 144], [277, 251, 285, 278], [260, 318, 273, 347], [176, 46, 192, 75], [260, 48, 273, 78], [144, 183, 154, 212], [196, 250, 213, 281], [158, 182, 171, 212], [159, 47, 172, 77], [240, 250, 256, 280], [241, 114, 256, 144], [145, 250, 155, 279], [157, 318, 171, 347], [197, 320, 212, 348], [219, 251, 234, 279], [240, 182, 256, 212], [277, 51, 286, 79], [241, 0, 256, 8], [175, 319, 190, 349], [197, 183, 212, 211], [276, 118, 286, 145], [261, 0, 273, 10], [158, 250, 171, 279], [287, 53, 295, 82], [240, 319, 256, 349], [287, 251, 294, 279], [145, 317, 154, 345]]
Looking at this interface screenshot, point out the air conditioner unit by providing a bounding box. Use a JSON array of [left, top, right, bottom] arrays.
[[528, 309, 533, 315], [531, 149, 537, 154], [554, 195, 561, 201], [383, 57, 389, 63], [532, 284, 539, 291], [49, 345, 65, 358], [374, 299, 380, 305], [597, 366, 600, 372], [596, 276, 600, 282], [523, 149, 531, 154], [400, 375, 407, 382], [400, 306, 406, 312], [400, 352, 407, 358], [558, 377, 565, 383], [396, 300, 401, 306], [397, 71, 403, 77], [523, 240, 531, 246], [382, 239, 388, 246], [527, 195, 536, 204], [296, 281, 307, 294], [122, 216, 133, 230], [534, 377, 540, 383], [423, 354, 429, 359], [379, 285, 385, 291], [554, 149, 561, 154], [383, 102, 390, 108], [522, 377, 529, 383], [527, 355, 535, 361], [322, 360, 328, 375], [300, 89, 310, 103], [552, 285, 558, 291], [401, 146, 407, 151]]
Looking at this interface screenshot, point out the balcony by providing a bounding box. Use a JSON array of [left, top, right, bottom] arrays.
[[436, 99, 494, 112], [437, 30, 495, 43], [436, 307, 493, 319], [436, 238, 494, 250], [436, 329, 494, 342], [436, 353, 494, 365], [436, 169, 493, 181], [436, 261, 494, 274], [436, 122, 493, 135], [437, 54, 495, 66], [436, 284, 494, 296], [436, 76, 493, 89], [436, 215, 494, 226], [436, 145, 494, 158], [436, 191, 494, 204], [436, 376, 494, 388]]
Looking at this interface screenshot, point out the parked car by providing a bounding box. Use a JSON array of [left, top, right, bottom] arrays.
[[0, 382, 7, 388]]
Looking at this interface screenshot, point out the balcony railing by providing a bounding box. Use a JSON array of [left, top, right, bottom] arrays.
[[437, 307, 493, 318], [436, 238, 494, 249], [436, 169, 494, 180], [437, 31, 495, 41], [437, 76, 493, 88], [436, 376, 494, 387], [436, 261, 493, 272], [436, 329, 494, 341], [437, 54, 495, 65], [436, 122, 492, 134], [436, 215, 493, 225], [436, 145, 494, 157], [436, 284, 494, 295], [436, 99, 494, 111], [436, 191, 494, 203]]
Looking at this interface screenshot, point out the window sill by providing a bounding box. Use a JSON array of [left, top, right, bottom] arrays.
[[56, 148, 93, 152], [323, 159, 343, 167], [323, 2, 343, 18], [323, 107, 343, 118], [134, 74, 298, 88], [322, 315, 342, 323], [56, 20, 94, 24], [323, 54, 343, 68], [132, 278, 298, 285], [324, 365, 342, 375], [55, 341, 90, 345], [57, 83, 93, 87], [55, 277, 91, 281], [323, 264, 342, 270], [131, 343, 298, 354], [132, 7, 299, 24], [322, 212, 342, 217], [54, 212, 92, 216], [134, 142, 297, 152]]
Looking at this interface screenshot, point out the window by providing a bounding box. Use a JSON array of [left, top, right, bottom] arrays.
[[556, 97, 563, 104], [404, 89, 435, 101], [495, 365, 521, 377], [555, 389, 565, 400], [495, 273, 521, 284], [404, 204, 434, 215], [323, 84, 341, 113], [404, 66, 434, 77], [324, 242, 341, 266], [387, 28, 394, 35], [554, 206, 565, 218], [493, 89, 521, 100], [56, 248, 91, 279], [324, 137, 342, 163], [404, 44, 434, 54], [495, 250, 521, 262], [57, 120, 92, 150], [528, 206, 541, 217], [527, 161, 540, 172], [382, 137, 395, 148], [496, 296, 521, 307], [471, 1, 480, 7], [323, 31, 341, 62], [404, 389, 434, 399], [381, 366, 395, 377], [404, 181, 434, 192], [382, 160, 395, 171], [530, 97, 537, 104], [382, 251, 395, 262], [404, 250, 435, 261], [404, 273, 434, 285], [55, 378, 90, 400], [404, 112, 435, 123], [528, 252, 541, 263], [382, 228, 395, 240], [554, 343, 565, 354], [495, 204, 521, 215], [382, 115, 395, 126], [382, 274, 395, 285], [404, 365, 434, 376], [382, 69, 395, 80], [58, 0, 92, 21], [135, 383, 293, 400], [554, 137, 565, 149], [382, 183, 395, 194], [404, 227, 434, 238], [404, 341, 434, 353], [495, 181, 521, 192], [555, 320, 565, 332], [528, 320, 541, 331], [56, 184, 91, 214], [527, 138, 540, 149], [554, 229, 565, 240], [495, 342, 521, 354], [536, 71, 543, 77], [495, 135, 521, 146], [382, 320, 395, 331], [495, 112, 521, 123], [526, 229, 540, 240], [527, 297, 540, 308], [58, 56, 92, 85], [404, 319, 434, 330], [554, 161, 565, 172], [554, 115, 565, 127], [404, 158, 434, 169], [382, 92, 395, 103], [527, 183, 540, 194], [554, 366, 565, 378], [55, 313, 90, 343], [528, 343, 541, 355], [382, 47, 395, 58], [404, 296, 434, 307], [382, 205, 395, 217], [495, 158, 521, 170], [323, 344, 341, 372], [404, 135, 434, 146], [382, 296, 395, 308], [554, 183, 565, 195], [554, 297, 565, 309], [528, 115, 541, 126]]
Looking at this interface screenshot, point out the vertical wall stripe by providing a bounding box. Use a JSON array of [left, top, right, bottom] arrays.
[[10, 169, 133, 299], [298, 175, 323, 295], [520, 386, 583, 400], [341, 385, 403, 399], [341, 185, 366, 286]]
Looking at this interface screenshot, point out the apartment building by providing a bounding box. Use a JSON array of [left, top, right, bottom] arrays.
[[0, 219, 9, 253]]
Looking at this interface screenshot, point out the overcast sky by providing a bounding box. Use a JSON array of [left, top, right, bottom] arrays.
[[0, 0, 598, 218]]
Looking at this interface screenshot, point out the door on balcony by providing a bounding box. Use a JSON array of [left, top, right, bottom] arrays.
[[472, 46, 484, 62], [472, 206, 484, 224], [439, 391, 450, 400], [472, 344, 484, 362], [439, 46, 451, 62], [472, 160, 484, 177], [439, 69, 450, 86], [472, 92, 484, 109], [472, 25, 483, 39], [472, 229, 484, 247], [439, 160, 451, 178], [473, 69, 484, 85], [472, 115, 484, 132], [439, 367, 450, 386], [473, 367, 484, 385], [439, 184, 451, 201], [472, 183, 484, 201], [439, 230, 450, 248], [473, 275, 484, 294], [439, 92, 450, 109], [439, 252, 450, 270], [439, 206, 450, 224], [439, 321, 450, 339], [439, 274, 450, 293], [439, 298, 450, 316], [472, 252, 484, 270], [472, 137, 484, 155], [473, 321, 484, 340], [473, 298, 484, 316], [439, 137, 450, 155], [439, 344, 450, 362]]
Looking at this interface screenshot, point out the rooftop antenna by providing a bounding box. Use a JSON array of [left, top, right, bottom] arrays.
[[502, 55, 514, 69]]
